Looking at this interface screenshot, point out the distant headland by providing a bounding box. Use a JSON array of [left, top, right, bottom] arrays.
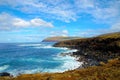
[[42, 36, 81, 42]]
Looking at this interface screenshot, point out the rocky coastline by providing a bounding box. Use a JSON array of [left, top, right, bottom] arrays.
[[59, 49, 99, 69], [53, 32, 120, 68]]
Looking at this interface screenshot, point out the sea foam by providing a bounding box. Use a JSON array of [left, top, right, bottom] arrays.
[[0, 42, 82, 76], [0, 65, 9, 71], [18, 44, 42, 47], [43, 55, 83, 73]]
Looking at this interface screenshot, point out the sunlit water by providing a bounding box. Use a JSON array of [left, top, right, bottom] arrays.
[[0, 42, 82, 76]]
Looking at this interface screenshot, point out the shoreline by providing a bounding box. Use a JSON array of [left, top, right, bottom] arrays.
[[53, 32, 120, 68], [0, 47, 84, 77], [57, 47, 100, 72], [58, 48, 84, 70]]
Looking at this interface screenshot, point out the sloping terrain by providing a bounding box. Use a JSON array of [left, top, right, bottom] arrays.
[[42, 37, 81, 42], [54, 32, 120, 62]]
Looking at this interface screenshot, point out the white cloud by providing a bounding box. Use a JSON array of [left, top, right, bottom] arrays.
[[62, 30, 68, 34], [75, 0, 94, 9], [111, 21, 120, 31], [30, 18, 53, 27], [12, 18, 30, 27], [0, 12, 54, 30], [0, 0, 77, 22], [50, 30, 69, 37], [0, 0, 120, 23], [75, 0, 120, 22]]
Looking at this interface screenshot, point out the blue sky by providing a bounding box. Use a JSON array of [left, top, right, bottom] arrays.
[[0, 0, 120, 43]]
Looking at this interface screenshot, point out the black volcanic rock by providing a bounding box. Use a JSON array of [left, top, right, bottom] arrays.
[[0, 72, 11, 77], [54, 32, 120, 62]]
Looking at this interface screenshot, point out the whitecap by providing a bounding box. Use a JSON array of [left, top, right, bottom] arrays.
[[45, 55, 83, 73], [21, 58, 43, 62], [34, 45, 53, 49], [42, 59, 82, 73], [18, 44, 42, 47], [0, 65, 9, 71], [34, 46, 68, 50], [63, 49, 78, 53]]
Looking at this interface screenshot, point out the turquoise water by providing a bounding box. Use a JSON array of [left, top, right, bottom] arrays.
[[0, 42, 81, 76]]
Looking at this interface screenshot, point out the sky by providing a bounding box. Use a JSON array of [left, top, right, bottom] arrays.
[[0, 0, 120, 43]]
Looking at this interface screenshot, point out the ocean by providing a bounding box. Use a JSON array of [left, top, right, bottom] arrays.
[[0, 42, 82, 76]]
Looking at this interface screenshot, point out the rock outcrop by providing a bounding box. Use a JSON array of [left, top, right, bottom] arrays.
[[0, 72, 11, 77], [54, 32, 120, 62]]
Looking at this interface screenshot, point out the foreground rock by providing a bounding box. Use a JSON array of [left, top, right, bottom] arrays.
[[0, 72, 11, 77]]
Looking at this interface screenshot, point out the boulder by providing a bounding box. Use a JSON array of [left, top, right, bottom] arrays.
[[0, 72, 11, 77]]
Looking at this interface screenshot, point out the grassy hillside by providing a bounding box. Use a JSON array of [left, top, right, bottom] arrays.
[[0, 58, 120, 80], [42, 36, 81, 42]]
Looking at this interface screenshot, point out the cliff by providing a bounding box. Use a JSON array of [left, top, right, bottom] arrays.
[[54, 32, 120, 62], [42, 36, 81, 42]]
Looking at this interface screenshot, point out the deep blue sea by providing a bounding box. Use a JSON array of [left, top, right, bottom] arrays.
[[0, 42, 81, 76]]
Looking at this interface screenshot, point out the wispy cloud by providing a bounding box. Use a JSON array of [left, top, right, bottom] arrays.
[[0, 0, 77, 22], [0, 0, 120, 23], [111, 21, 120, 31], [0, 12, 54, 30], [75, 0, 120, 23], [50, 30, 69, 37]]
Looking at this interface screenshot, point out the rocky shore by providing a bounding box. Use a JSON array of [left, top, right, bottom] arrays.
[[53, 32, 120, 67], [59, 50, 99, 69]]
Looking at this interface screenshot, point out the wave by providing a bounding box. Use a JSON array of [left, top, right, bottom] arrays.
[[59, 57, 82, 71], [34, 46, 68, 50], [1, 42, 82, 76], [49, 55, 83, 73], [18, 43, 68, 50], [18, 44, 42, 47], [21, 58, 43, 63], [62, 49, 78, 53], [4, 56, 83, 76], [34, 45, 53, 49], [0, 65, 9, 71], [18, 57, 82, 74]]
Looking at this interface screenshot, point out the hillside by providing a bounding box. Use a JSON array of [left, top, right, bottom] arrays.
[[54, 32, 120, 62], [42, 36, 81, 42]]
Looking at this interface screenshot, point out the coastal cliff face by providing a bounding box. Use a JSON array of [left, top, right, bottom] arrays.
[[54, 32, 120, 62], [42, 37, 81, 42]]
